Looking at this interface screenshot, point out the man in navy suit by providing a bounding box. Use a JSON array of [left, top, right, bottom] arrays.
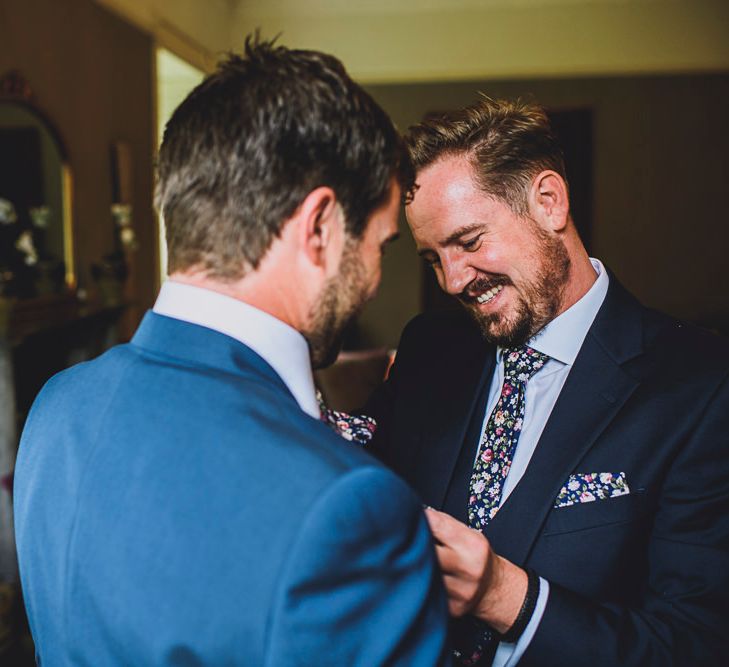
[[367, 98, 729, 665], [13, 38, 449, 665]]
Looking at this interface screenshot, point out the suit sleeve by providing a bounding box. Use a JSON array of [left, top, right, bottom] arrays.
[[364, 314, 425, 467], [363, 368, 396, 465], [521, 376, 729, 667], [263, 465, 451, 667]]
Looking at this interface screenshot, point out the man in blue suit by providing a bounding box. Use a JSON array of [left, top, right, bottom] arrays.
[[367, 98, 729, 665], [13, 38, 449, 665]]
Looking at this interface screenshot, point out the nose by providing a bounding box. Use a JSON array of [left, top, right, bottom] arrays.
[[439, 254, 476, 296]]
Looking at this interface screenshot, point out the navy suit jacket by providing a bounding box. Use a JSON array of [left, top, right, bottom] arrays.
[[367, 278, 729, 666], [14, 312, 449, 666]]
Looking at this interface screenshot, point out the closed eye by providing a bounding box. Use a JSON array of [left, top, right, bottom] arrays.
[[461, 235, 482, 251]]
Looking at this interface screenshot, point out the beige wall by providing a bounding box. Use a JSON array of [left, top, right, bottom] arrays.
[[1, 0, 156, 331], [236, 0, 729, 83], [93, 0, 231, 72], [93, 0, 729, 83]]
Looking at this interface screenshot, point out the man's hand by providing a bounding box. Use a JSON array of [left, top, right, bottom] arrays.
[[425, 507, 528, 634]]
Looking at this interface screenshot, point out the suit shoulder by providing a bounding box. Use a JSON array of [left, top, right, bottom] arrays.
[[404, 308, 473, 333], [400, 309, 485, 351], [28, 343, 137, 414], [642, 308, 729, 377], [647, 307, 729, 356]]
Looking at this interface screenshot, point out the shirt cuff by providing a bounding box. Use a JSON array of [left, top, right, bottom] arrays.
[[493, 577, 549, 667]]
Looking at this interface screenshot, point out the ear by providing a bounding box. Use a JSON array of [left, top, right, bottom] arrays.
[[529, 171, 570, 232], [295, 186, 344, 269]]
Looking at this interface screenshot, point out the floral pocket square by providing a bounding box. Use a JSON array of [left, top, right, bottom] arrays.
[[317, 390, 377, 446], [554, 472, 630, 508]]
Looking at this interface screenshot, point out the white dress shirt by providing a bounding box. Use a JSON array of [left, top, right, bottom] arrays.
[[153, 280, 320, 419], [489, 258, 609, 667]]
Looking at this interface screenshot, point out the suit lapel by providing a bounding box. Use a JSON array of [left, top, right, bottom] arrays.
[[486, 280, 645, 564], [412, 322, 495, 511]]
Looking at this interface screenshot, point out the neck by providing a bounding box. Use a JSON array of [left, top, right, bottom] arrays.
[[168, 265, 305, 331], [557, 237, 598, 316], [557, 223, 597, 315], [166, 216, 334, 336]]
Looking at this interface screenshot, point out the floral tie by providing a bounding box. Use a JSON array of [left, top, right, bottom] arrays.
[[467, 346, 549, 531], [455, 346, 549, 666]]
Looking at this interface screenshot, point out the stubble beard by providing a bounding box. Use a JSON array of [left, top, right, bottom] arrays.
[[463, 229, 572, 348], [305, 241, 368, 370]]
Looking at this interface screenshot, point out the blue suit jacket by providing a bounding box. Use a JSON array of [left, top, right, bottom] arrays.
[[367, 277, 729, 666], [14, 312, 449, 666]]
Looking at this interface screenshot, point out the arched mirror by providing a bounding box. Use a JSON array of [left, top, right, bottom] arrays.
[[0, 71, 74, 298]]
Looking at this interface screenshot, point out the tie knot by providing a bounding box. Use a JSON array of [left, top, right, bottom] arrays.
[[503, 346, 549, 381]]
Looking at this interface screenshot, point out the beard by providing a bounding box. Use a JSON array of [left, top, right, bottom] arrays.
[[460, 226, 571, 348], [305, 241, 369, 370]]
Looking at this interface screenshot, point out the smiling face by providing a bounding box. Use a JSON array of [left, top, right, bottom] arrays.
[[407, 154, 571, 347]]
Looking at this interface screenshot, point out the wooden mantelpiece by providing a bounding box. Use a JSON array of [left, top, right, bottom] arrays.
[[0, 294, 126, 416], [1, 293, 82, 344]]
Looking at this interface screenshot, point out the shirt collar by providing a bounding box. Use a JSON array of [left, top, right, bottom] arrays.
[[498, 258, 609, 367], [153, 280, 320, 419]]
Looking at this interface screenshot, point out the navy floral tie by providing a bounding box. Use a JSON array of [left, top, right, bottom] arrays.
[[454, 346, 549, 666], [468, 346, 549, 531]]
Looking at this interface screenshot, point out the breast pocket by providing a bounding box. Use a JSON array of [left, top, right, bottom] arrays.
[[533, 490, 652, 599], [541, 489, 648, 537]]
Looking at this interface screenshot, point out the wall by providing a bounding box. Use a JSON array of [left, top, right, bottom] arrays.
[[1, 0, 156, 330], [359, 73, 729, 347], [91, 1, 729, 84], [94, 0, 230, 73], [235, 0, 729, 83]]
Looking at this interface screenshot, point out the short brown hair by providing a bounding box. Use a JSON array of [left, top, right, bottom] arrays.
[[406, 97, 567, 216], [156, 35, 413, 279]]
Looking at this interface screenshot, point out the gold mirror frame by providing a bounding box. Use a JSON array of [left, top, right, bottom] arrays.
[[0, 70, 75, 290]]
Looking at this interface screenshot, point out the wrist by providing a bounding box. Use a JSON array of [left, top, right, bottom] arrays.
[[498, 567, 540, 643], [474, 556, 529, 634]]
